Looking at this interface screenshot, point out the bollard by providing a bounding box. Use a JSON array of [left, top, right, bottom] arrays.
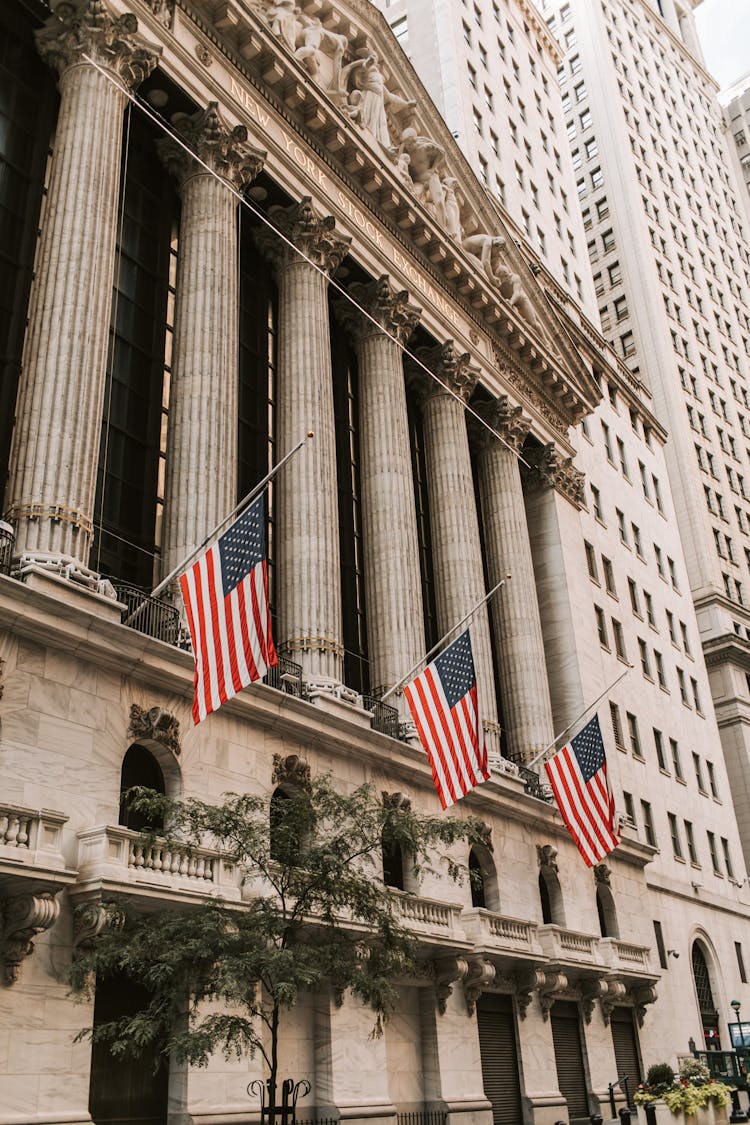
[[730, 1089, 748, 1124], [645, 1103, 657, 1125], [590, 1115, 604, 1125], [619, 1107, 632, 1125]]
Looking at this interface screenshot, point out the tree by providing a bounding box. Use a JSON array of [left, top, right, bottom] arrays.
[[71, 756, 485, 1116]]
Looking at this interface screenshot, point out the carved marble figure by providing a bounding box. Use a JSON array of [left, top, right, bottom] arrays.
[[344, 50, 415, 149], [265, 0, 301, 52], [398, 127, 446, 223]]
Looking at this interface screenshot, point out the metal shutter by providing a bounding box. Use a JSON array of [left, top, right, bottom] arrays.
[[477, 994, 524, 1125], [611, 1007, 642, 1094], [551, 1001, 590, 1124]]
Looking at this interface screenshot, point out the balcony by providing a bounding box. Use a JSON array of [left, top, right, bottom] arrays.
[[362, 693, 401, 739], [113, 581, 182, 645], [392, 891, 466, 946], [598, 936, 653, 978], [537, 924, 600, 967], [264, 655, 303, 697], [75, 825, 243, 904], [461, 907, 540, 963], [0, 803, 75, 891]]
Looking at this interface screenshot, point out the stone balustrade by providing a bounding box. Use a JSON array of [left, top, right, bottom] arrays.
[[392, 891, 464, 937], [0, 803, 69, 873], [537, 923, 599, 964], [461, 907, 540, 956], [76, 825, 243, 902], [598, 936, 652, 974]]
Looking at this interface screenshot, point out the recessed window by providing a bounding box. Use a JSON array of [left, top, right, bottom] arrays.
[[610, 701, 625, 750], [684, 820, 698, 865], [613, 619, 627, 661], [653, 728, 667, 771], [668, 813, 683, 859], [627, 711, 642, 757], [585, 540, 598, 581], [641, 800, 656, 846], [707, 830, 721, 875], [603, 557, 616, 596], [595, 605, 609, 648]]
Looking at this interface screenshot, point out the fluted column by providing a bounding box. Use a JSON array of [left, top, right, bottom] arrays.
[[5, 0, 159, 566], [334, 276, 424, 705], [472, 397, 554, 763], [522, 444, 587, 736], [255, 199, 350, 685], [409, 343, 500, 751], [157, 104, 264, 576]]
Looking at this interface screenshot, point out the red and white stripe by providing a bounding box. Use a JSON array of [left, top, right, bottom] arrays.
[[544, 749, 620, 866], [180, 546, 275, 724], [405, 668, 489, 809]]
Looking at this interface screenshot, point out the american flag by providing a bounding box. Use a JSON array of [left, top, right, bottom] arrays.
[[544, 715, 620, 866], [404, 629, 490, 809], [180, 495, 277, 724]]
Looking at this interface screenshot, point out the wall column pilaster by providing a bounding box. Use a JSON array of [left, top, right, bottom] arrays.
[[409, 343, 500, 757], [255, 199, 350, 687], [5, 0, 159, 569], [334, 276, 424, 711], [157, 103, 264, 576], [472, 397, 554, 764]]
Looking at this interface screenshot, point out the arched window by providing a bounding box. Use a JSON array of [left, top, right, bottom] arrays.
[[382, 835, 406, 890], [468, 845, 500, 911], [596, 883, 619, 938], [692, 941, 721, 1050], [470, 848, 486, 908], [119, 745, 165, 832], [539, 867, 565, 926]]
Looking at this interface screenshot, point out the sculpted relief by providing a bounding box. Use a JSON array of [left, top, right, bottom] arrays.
[[256, 0, 542, 332]]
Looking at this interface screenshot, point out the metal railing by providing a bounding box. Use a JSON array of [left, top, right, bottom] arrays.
[[362, 693, 401, 740], [396, 1111, 447, 1125], [113, 581, 181, 645], [0, 521, 13, 576], [692, 1050, 750, 1087], [517, 763, 554, 802], [264, 656, 303, 698]]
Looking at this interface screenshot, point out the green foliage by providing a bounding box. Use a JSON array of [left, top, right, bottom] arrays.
[[635, 1061, 731, 1115], [647, 1064, 677, 1088], [662, 1081, 731, 1115], [71, 776, 485, 1080], [678, 1058, 711, 1083]]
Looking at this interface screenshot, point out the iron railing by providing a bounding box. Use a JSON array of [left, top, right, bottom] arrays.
[[517, 763, 554, 802], [362, 694, 401, 740], [692, 1050, 750, 1087], [0, 521, 13, 576], [264, 656, 303, 698], [396, 1111, 448, 1125], [113, 581, 181, 646]]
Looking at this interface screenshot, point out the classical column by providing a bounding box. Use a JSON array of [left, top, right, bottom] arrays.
[[522, 444, 587, 735], [409, 343, 500, 752], [157, 104, 264, 576], [5, 0, 159, 568], [334, 276, 425, 704], [472, 397, 554, 764], [255, 199, 350, 686]]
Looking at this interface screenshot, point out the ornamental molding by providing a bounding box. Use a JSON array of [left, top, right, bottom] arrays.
[[522, 443, 586, 509], [1, 892, 61, 985], [538, 969, 568, 1020], [36, 0, 161, 89], [432, 955, 468, 1015], [128, 703, 182, 757], [471, 395, 531, 456], [537, 843, 558, 873], [272, 752, 311, 790], [463, 955, 496, 1014], [600, 978, 628, 1026], [515, 967, 546, 1020], [408, 341, 480, 405]]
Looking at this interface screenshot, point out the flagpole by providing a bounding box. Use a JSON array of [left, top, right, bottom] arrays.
[[380, 575, 510, 703], [525, 663, 633, 771], [124, 432, 313, 626]]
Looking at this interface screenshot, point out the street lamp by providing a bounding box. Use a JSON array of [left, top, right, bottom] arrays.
[[732, 1000, 744, 1048]]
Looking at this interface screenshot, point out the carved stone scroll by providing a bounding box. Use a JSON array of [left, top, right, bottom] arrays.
[[600, 979, 628, 1026], [128, 704, 181, 757], [1, 893, 61, 984], [36, 0, 161, 90], [410, 341, 480, 406], [433, 955, 468, 1015], [515, 967, 546, 1020], [256, 197, 350, 275], [272, 753, 311, 789], [537, 843, 558, 873], [539, 970, 568, 1020], [464, 956, 496, 1014], [629, 984, 657, 1027], [522, 443, 586, 508], [157, 102, 265, 192], [336, 275, 421, 346]]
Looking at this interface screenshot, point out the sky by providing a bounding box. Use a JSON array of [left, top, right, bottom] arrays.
[[693, 0, 750, 91]]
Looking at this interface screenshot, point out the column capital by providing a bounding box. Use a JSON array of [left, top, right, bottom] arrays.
[[407, 341, 480, 407], [157, 102, 265, 193], [255, 197, 350, 276], [470, 395, 531, 455], [522, 442, 586, 507], [335, 275, 421, 346], [36, 0, 160, 90]]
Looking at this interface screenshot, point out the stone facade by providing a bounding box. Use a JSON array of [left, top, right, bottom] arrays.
[[1, 1, 750, 1125]]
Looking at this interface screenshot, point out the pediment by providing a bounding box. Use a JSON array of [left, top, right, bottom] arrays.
[[190, 0, 601, 426]]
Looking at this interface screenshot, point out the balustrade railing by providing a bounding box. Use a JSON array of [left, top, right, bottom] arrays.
[[113, 581, 182, 646], [462, 907, 538, 952], [393, 892, 462, 933], [0, 803, 68, 868], [397, 1112, 447, 1125], [538, 924, 598, 961]]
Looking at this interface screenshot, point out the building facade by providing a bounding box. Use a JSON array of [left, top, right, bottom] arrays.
[[723, 74, 750, 229], [2, 2, 750, 1125]]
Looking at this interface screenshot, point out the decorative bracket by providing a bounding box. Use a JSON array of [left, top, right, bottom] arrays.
[[600, 979, 628, 1026], [1, 893, 61, 985], [580, 978, 607, 1024], [629, 983, 657, 1027], [514, 967, 546, 1019], [432, 955, 468, 1015], [539, 969, 568, 1020], [464, 956, 496, 1014]]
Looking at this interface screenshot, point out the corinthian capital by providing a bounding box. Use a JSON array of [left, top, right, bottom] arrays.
[[157, 102, 265, 192], [471, 395, 530, 455], [522, 443, 586, 507], [36, 0, 160, 89], [255, 197, 351, 276], [408, 341, 480, 407], [335, 275, 421, 346]]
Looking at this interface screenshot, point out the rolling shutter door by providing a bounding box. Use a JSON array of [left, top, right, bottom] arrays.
[[611, 1007, 642, 1092], [477, 994, 524, 1125], [550, 1001, 590, 1125]]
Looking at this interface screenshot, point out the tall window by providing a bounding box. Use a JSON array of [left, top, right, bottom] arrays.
[[93, 110, 177, 587], [330, 312, 368, 694], [0, 2, 57, 510]]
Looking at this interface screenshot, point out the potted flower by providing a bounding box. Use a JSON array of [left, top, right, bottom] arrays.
[[635, 1061, 732, 1125]]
